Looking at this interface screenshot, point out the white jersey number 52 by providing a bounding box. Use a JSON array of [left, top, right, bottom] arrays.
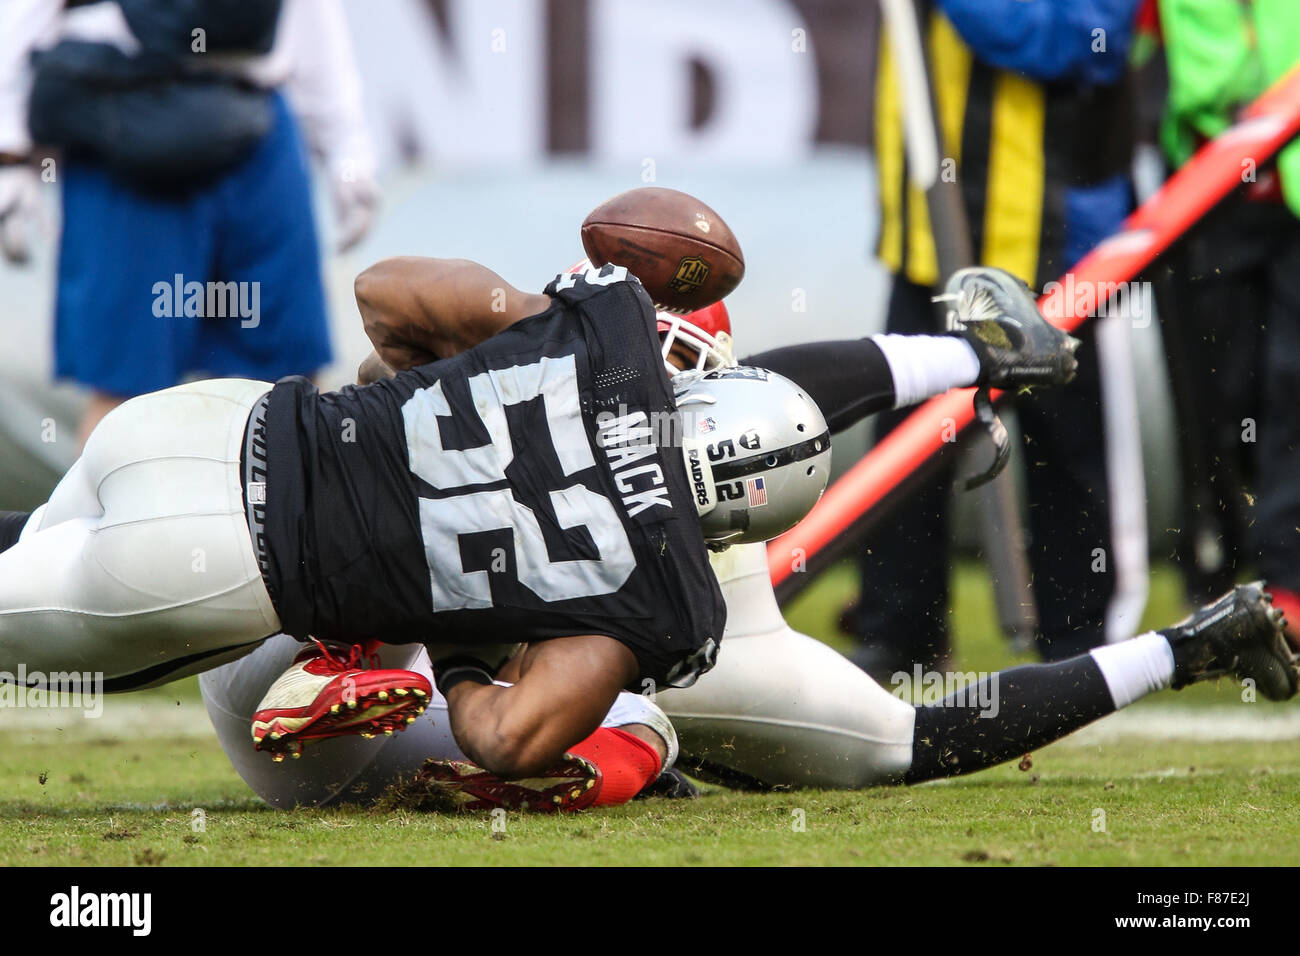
[[402, 354, 636, 610]]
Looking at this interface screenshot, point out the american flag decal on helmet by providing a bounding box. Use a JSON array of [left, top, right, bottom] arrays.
[[746, 476, 768, 507]]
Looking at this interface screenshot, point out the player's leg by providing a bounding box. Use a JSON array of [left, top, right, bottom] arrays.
[[660, 550, 1293, 789], [906, 582, 1297, 782], [0, 379, 280, 688], [657, 543, 915, 789], [660, 627, 917, 789]]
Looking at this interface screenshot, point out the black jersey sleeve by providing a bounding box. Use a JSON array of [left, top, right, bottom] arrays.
[[741, 338, 896, 433]]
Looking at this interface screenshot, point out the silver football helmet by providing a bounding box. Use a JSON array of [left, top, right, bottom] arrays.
[[674, 366, 831, 547]]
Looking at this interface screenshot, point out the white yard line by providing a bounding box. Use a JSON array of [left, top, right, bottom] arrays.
[[3, 699, 1297, 746], [1, 700, 216, 740], [1061, 704, 1300, 745]]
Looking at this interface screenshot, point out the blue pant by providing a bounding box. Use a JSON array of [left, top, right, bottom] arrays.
[[55, 91, 332, 396]]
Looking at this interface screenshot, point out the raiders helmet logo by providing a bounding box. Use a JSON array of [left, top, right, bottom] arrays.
[[667, 256, 711, 294]]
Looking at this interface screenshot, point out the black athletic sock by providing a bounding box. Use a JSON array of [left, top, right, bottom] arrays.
[[741, 338, 895, 432], [905, 654, 1116, 784], [0, 511, 32, 554]]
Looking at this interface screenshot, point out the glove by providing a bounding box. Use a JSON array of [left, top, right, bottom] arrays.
[[329, 156, 379, 254], [937, 266, 1080, 389], [0, 163, 44, 265]]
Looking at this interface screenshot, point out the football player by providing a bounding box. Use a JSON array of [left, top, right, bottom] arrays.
[[202, 264, 1292, 812], [657, 267, 1300, 790], [0, 254, 832, 800]]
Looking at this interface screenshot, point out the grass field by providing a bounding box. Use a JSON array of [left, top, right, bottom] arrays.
[[3, 562, 1297, 867]]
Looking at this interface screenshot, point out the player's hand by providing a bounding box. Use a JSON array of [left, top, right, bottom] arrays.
[[330, 157, 380, 254], [0, 163, 45, 265], [938, 266, 1080, 389]]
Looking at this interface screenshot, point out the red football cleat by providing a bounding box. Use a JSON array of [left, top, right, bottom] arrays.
[[416, 754, 603, 812], [251, 640, 432, 761]]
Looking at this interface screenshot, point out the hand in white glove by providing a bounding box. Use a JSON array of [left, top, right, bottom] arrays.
[[330, 157, 380, 254], [0, 163, 45, 265]]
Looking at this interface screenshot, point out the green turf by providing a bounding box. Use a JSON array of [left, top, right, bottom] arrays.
[[2, 561, 1296, 866]]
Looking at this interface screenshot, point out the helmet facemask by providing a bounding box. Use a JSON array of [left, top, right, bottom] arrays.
[[658, 312, 735, 373]]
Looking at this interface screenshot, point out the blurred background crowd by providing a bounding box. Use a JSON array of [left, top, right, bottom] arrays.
[[0, 0, 1296, 677]]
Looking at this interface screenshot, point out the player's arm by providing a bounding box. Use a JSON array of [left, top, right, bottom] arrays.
[[439, 635, 638, 779], [353, 257, 552, 371]]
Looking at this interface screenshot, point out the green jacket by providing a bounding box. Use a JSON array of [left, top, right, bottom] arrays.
[[1159, 0, 1300, 217]]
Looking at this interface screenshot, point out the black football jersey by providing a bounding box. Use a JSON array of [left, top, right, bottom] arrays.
[[259, 265, 725, 688]]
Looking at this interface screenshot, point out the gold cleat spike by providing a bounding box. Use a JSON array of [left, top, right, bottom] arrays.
[[291, 750, 301, 759], [384, 729, 394, 736], [347, 700, 357, 710], [377, 690, 389, 701], [330, 704, 340, 714], [412, 689, 427, 698], [405, 716, 417, 724], [394, 688, 408, 697], [361, 732, 375, 739], [269, 732, 282, 741]]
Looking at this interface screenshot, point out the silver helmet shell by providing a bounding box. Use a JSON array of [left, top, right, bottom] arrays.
[[674, 366, 831, 547]]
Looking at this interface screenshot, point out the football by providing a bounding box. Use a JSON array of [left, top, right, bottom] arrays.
[[580, 187, 745, 312]]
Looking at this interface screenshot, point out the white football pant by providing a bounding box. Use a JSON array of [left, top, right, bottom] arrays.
[[0, 379, 279, 689], [656, 543, 917, 788]]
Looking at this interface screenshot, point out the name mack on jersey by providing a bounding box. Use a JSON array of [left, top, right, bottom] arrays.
[[595, 410, 674, 517]]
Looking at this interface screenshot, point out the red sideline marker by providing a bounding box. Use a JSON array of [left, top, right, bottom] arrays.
[[768, 63, 1300, 591]]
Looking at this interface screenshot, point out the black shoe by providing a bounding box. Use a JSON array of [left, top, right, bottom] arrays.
[[1163, 581, 1299, 701], [938, 267, 1080, 389], [635, 766, 699, 800]]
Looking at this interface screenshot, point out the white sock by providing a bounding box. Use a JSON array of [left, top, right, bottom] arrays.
[[1089, 632, 1175, 709], [870, 333, 981, 408]]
